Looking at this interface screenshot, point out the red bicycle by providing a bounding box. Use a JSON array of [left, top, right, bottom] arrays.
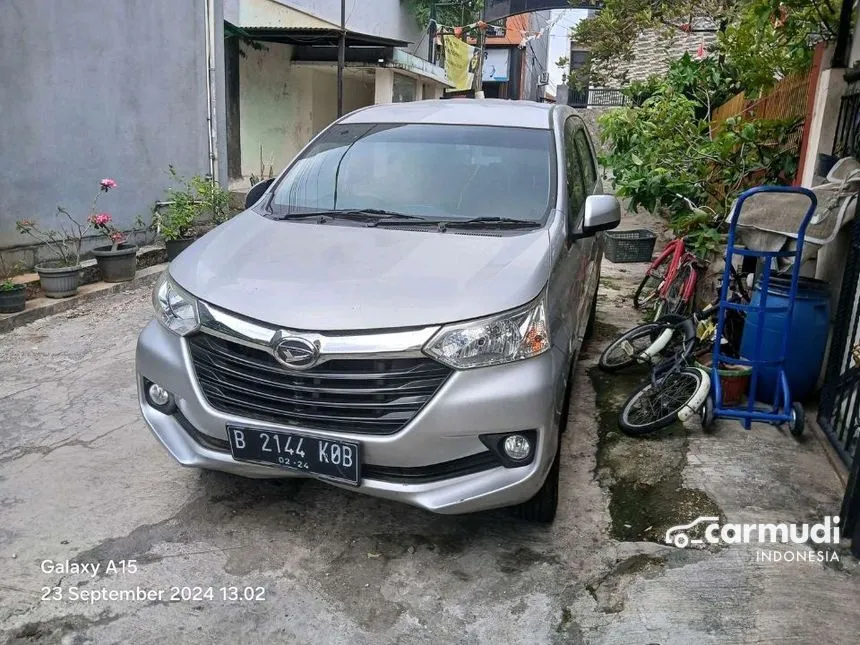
[[633, 236, 703, 319]]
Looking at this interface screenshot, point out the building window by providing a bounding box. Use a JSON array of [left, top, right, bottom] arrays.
[[393, 73, 417, 102]]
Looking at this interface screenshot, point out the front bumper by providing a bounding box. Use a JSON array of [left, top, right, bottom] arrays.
[[136, 320, 562, 515]]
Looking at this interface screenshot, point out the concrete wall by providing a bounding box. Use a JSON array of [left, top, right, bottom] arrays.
[[0, 0, 216, 258], [278, 0, 424, 46], [592, 18, 718, 84], [238, 43, 374, 179], [523, 11, 551, 101]]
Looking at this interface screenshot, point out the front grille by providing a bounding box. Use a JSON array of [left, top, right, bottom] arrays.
[[187, 333, 452, 435]]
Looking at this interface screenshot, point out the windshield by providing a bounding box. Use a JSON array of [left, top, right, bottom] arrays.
[[268, 123, 554, 222]]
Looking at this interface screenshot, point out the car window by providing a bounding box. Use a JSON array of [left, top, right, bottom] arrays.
[[269, 123, 555, 222], [574, 128, 597, 190], [564, 118, 586, 224]]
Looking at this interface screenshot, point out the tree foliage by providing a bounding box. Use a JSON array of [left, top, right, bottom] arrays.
[[599, 56, 803, 255], [405, 0, 484, 29], [572, 0, 838, 93]]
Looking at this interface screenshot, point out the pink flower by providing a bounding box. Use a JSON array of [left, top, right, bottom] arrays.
[[109, 231, 126, 244], [88, 212, 112, 226], [100, 178, 118, 191]]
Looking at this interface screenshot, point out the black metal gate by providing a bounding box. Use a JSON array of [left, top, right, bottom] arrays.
[[817, 200, 860, 556]]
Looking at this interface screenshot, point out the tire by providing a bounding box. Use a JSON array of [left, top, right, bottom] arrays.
[[559, 363, 574, 435], [514, 436, 560, 523], [789, 401, 805, 438], [634, 254, 671, 310], [599, 322, 668, 372], [584, 288, 598, 341], [619, 367, 706, 435], [655, 263, 695, 320], [700, 395, 715, 433], [633, 269, 664, 311]]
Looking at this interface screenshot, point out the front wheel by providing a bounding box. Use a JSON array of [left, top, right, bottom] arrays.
[[654, 263, 696, 320], [619, 367, 707, 435], [514, 437, 560, 522], [599, 322, 667, 372], [633, 269, 664, 311]]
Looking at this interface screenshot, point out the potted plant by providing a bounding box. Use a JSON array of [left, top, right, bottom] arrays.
[[16, 178, 118, 298], [0, 256, 26, 314], [89, 210, 137, 283], [156, 166, 232, 261]]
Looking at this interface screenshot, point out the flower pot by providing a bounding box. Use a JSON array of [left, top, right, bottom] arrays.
[[165, 237, 195, 261], [35, 263, 81, 298], [0, 284, 26, 313], [93, 243, 138, 283], [696, 355, 752, 407]]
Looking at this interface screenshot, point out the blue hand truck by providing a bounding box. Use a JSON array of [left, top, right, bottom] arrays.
[[702, 185, 818, 435]]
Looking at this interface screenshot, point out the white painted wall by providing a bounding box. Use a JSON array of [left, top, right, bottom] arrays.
[[239, 43, 376, 179], [240, 43, 314, 178], [801, 66, 846, 187]]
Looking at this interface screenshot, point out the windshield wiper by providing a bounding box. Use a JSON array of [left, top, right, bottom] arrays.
[[442, 217, 542, 229], [275, 209, 431, 224]]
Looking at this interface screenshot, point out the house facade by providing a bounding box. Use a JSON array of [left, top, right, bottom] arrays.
[[224, 0, 453, 187], [0, 0, 222, 266], [0, 0, 451, 266], [481, 12, 551, 101]]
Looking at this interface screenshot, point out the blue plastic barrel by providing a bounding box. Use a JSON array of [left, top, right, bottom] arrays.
[[740, 276, 831, 403]]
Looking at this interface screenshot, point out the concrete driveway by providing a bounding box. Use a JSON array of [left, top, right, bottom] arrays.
[[1, 258, 859, 644]]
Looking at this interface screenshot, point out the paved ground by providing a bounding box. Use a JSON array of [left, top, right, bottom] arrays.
[[1, 227, 860, 644]]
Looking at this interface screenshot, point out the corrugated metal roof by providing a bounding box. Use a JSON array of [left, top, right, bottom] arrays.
[[239, 26, 408, 48]]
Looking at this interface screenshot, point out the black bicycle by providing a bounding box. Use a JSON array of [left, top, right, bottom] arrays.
[[616, 315, 712, 435]]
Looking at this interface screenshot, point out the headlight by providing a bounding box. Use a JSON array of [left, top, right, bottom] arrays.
[[152, 272, 200, 336], [425, 297, 550, 369]]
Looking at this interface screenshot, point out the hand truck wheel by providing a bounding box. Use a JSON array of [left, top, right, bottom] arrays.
[[700, 395, 715, 433], [788, 402, 805, 438]]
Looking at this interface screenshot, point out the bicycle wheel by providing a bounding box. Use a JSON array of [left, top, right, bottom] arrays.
[[633, 266, 666, 310], [654, 262, 695, 320], [599, 322, 667, 372], [619, 367, 706, 435]]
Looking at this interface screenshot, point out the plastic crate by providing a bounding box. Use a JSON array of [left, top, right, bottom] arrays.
[[603, 229, 657, 263]]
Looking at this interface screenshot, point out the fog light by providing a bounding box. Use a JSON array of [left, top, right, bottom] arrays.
[[503, 434, 532, 461], [148, 383, 171, 407]]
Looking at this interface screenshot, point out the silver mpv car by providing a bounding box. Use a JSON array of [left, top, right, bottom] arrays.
[[136, 100, 620, 522]]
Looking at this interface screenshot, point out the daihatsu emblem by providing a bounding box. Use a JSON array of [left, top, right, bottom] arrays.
[[273, 336, 319, 370]]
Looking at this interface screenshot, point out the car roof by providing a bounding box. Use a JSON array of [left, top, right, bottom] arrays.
[[340, 99, 557, 129]]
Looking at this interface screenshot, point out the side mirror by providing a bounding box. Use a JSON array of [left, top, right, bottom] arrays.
[[245, 177, 275, 210], [582, 195, 621, 236]]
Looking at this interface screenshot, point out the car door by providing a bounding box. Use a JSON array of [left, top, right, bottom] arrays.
[[546, 115, 588, 368], [571, 123, 600, 340]]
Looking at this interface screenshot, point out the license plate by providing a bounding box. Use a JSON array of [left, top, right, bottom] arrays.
[[227, 426, 361, 486]]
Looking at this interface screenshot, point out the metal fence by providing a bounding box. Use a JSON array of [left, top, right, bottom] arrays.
[[568, 87, 626, 109], [816, 200, 860, 556], [833, 79, 860, 158], [818, 207, 860, 468]]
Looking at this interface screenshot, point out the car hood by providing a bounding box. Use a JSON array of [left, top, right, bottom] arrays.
[[169, 211, 551, 331]]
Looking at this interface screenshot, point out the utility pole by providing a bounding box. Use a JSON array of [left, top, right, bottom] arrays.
[[428, 3, 437, 64], [474, 4, 487, 99], [337, 0, 346, 117]]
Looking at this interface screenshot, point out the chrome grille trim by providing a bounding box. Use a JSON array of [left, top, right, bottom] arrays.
[[187, 304, 452, 435], [197, 301, 440, 364]]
